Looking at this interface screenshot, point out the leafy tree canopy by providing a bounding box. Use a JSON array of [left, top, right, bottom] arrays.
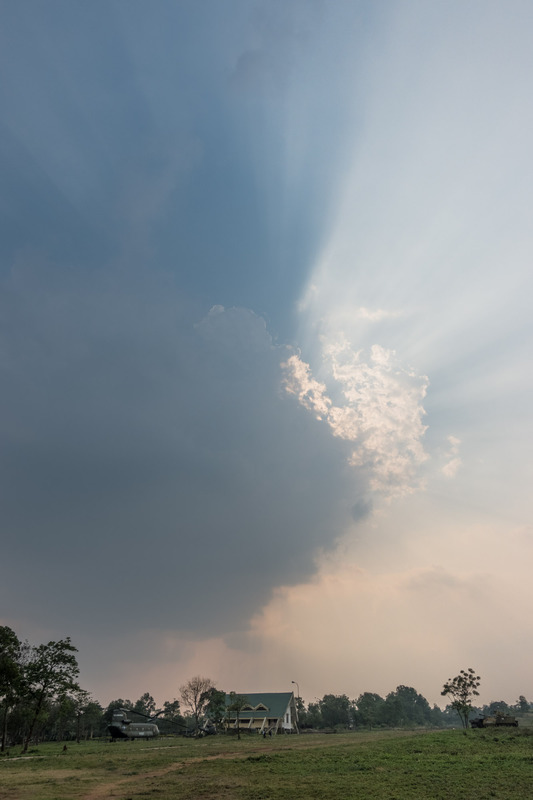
[[204, 687, 226, 727], [355, 692, 385, 729], [485, 700, 511, 716], [162, 698, 181, 719], [0, 626, 23, 699], [441, 668, 481, 730], [516, 695, 530, 713], [133, 692, 157, 718], [22, 637, 80, 753], [318, 694, 352, 729]]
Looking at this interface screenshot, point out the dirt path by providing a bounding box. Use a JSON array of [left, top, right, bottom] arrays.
[[82, 732, 422, 799], [83, 746, 273, 800]]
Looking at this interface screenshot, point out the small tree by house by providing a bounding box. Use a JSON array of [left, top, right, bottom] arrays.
[[203, 688, 227, 730], [305, 701, 322, 728], [441, 668, 481, 731], [226, 692, 250, 739]]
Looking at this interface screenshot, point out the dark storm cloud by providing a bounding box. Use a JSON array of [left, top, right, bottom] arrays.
[[0, 1, 379, 644], [0, 1, 372, 339], [0, 264, 360, 636]]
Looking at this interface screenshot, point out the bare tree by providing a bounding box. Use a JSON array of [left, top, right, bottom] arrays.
[[179, 676, 214, 735]]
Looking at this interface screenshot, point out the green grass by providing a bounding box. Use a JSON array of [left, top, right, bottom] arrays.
[[1, 729, 533, 800]]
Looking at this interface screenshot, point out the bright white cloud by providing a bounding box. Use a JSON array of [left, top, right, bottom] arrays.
[[281, 353, 332, 420], [283, 337, 429, 496]]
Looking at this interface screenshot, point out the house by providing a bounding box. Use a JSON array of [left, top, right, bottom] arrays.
[[225, 692, 299, 734]]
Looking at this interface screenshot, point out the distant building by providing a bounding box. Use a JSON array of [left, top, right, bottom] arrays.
[[225, 692, 299, 734]]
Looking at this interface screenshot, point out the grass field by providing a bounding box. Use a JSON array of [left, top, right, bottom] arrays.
[[1, 729, 533, 800]]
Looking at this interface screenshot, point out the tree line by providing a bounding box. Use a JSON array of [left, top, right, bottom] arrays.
[[2, 626, 531, 750]]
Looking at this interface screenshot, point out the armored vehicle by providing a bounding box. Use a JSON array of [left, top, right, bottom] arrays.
[[470, 713, 518, 728]]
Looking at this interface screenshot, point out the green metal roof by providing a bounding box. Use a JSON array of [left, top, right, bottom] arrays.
[[225, 692, 293, 720]]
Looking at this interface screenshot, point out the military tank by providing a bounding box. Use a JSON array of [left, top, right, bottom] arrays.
[[470, 713, 518, 728]]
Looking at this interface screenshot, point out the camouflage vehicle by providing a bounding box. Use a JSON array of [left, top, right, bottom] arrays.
[[108, 708, 189, 740], [108, 709, 160, 740], [470, 713, 518, 728]]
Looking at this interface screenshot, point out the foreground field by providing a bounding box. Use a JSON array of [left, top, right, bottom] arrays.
[[1, 729, 533, 800]]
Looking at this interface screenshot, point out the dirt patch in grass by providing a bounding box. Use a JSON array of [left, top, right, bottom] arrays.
[[82, 746, 288, 800]]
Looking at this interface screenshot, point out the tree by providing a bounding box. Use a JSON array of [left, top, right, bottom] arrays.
[[133, 693, 157, 718], [383, 686, 432, 727], [429, 704, 446, 728], [382, 691, 403, 727], [179, 676, 215, 735], [485, 700, 510, 716], [0, 626, 24, 751], [318, 694, 352, 729], [51, 695, 76, 742], [515, 695, 530, 714], [441, 668, 480, 731], [305, 701, 322, 729], [162, 698, 181, 719], [157, 699, 184, 734], [22, 638, 80, 753], [293, 696, 313, 729], [203, 688, 227, 730], [226, 692, 250, 739], [355, 692, 385, 730], [80, 700, 104, 739], [69, 688, 94, 743]]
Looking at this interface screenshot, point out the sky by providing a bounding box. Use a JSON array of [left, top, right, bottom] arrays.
[[1, 0, 532, 710]]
